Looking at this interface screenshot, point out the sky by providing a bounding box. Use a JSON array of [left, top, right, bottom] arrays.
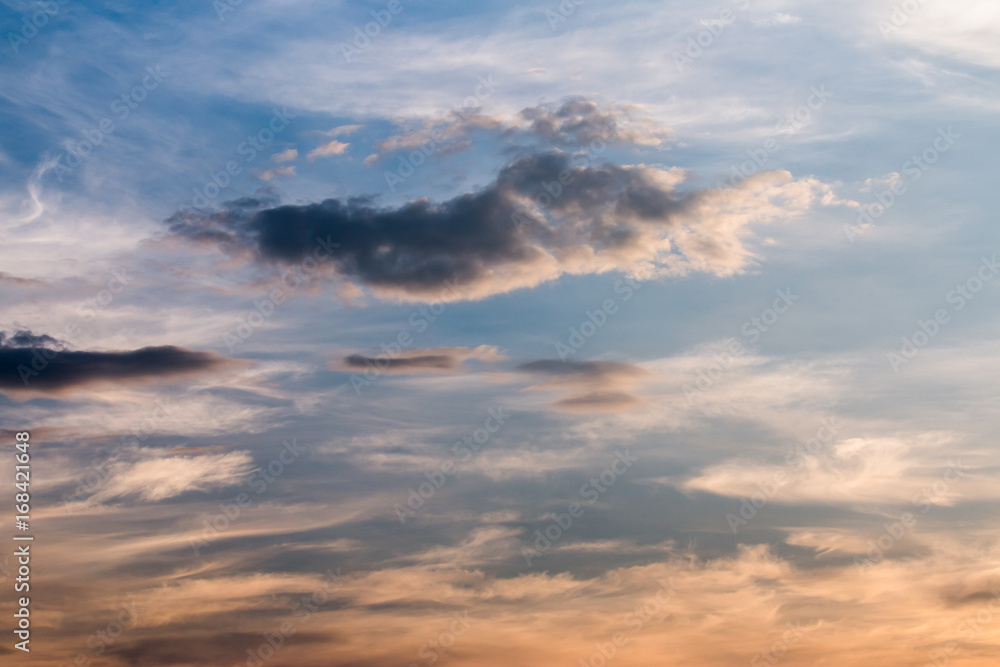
[[1, 0, 1000, 665]]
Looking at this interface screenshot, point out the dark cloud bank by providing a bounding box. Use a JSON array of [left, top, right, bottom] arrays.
[[166, 150, 699, 301], [0, 331, 230, 392]]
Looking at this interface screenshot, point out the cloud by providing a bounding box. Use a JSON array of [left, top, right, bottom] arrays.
[[518, 97, 669, 147], [308, 124, 365, 138], [333, 345, 505, 375], [346, 353, 454, 371], [0, 272, 48, 287], [517, 359, 645, 379], [166, 152, 847, 302], [0, 331, 235, 394], [110, 632, 331, 667], [84, 449, 255, 504], [551, 391, 643, 412], [753, 13, 802, 27], [327, 124, 364, 137], [270, 148, 298, 163], [367, 110, 504, 163], [257, 165, 296, 181], [0, 330, 63, 349], [878, 0, 1000, 69], [681, 433, 976, 507], [517, 359, 649, 412], [307, 139, 350, 160], [368, 97, 671, 164]]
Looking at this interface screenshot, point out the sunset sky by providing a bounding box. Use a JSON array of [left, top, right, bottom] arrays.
[[2, 0, 1000, 665]]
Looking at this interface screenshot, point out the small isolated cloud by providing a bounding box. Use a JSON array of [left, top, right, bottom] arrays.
[[517, 359, 649, 412], [308, 124, 364, 139], [307, 140, 350, 160], [551, 391, 643, 412], [271, 148, 298, 163], [0, 331, 236, 394], [85, 449, 254, 503], [326, 124, 364, 137], [258, 166, 296, 181], [333, 345, 505, 375]]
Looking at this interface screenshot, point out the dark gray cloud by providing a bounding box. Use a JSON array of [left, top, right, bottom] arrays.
[[517, 359, 649, 413], [551, 391, 643, 412], [0, 330, 62, 349], [516, 359, 646, 378], [344, 353, 456, 371], [333, 345, 504, 375], [166, 151, 699, 301], [0, 331, 233, 392]]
